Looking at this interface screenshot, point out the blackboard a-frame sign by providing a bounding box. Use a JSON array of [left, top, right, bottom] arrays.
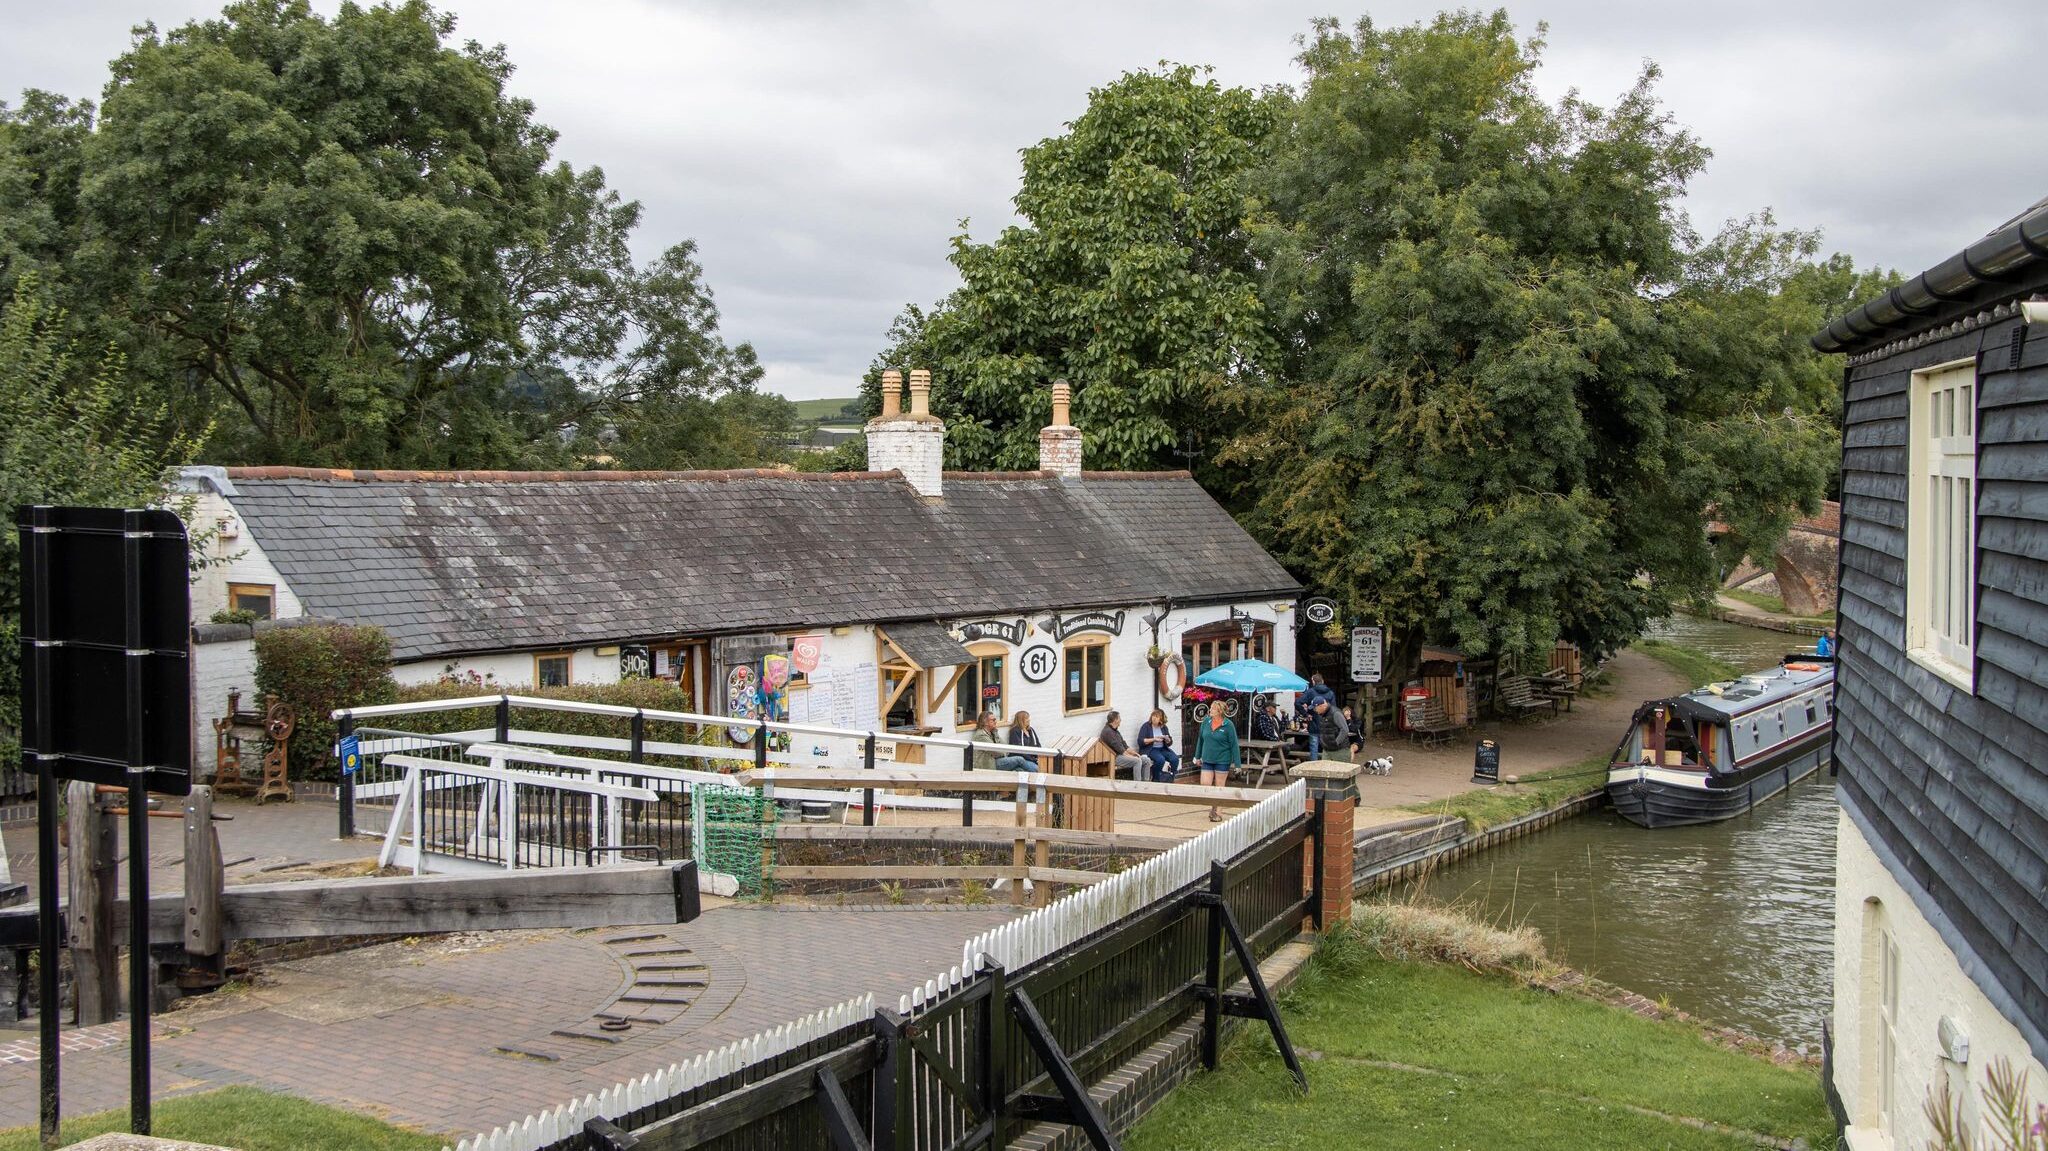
[[17, 505, 191, 795]]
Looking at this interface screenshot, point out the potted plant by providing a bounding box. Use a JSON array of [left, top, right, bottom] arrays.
[[1145, 644, 1168, 668]]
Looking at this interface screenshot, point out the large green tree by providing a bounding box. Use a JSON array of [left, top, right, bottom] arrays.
[[867, 66, 1283, 472], [0, 277, 205, 760], [1232, 13, 1859, 661], [0, 0, 774, 470]]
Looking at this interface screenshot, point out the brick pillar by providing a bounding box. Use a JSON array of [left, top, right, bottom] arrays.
[[1289, 760, 1361, 929]]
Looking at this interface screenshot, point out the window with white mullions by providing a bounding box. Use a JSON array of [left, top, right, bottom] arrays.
[[1907, 361, 1976, 688]]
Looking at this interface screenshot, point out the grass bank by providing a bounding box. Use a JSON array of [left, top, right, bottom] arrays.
[[0, 1086, 444, 1151], [1723, 587, 1835, 624], [1399, 754, 1609, 830], [1635, 637, 1743, 688], [1129, 904, 1835, 1151]]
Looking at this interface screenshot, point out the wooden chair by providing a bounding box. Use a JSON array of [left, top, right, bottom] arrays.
[[1497, 674, 1561, 719]]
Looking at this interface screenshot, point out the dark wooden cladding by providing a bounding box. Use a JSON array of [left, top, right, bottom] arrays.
[[1834, 277, 2048, 1066]]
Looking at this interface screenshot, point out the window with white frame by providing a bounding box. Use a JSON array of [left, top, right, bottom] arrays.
[[1907, 361, 1976, 686]]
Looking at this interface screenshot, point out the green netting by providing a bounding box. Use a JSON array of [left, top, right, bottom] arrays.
[[694, 785, 774, 896]]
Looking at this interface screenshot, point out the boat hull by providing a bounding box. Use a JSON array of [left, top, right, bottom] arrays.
[[1606, 735, 1831, 829]]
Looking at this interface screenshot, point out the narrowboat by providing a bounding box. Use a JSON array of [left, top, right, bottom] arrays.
[[1605, 655, 1835, 828]]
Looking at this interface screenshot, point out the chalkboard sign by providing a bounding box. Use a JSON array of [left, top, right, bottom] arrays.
[[1471, 738, 1500, 786]]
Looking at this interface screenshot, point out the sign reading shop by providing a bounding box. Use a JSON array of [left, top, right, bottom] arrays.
[[1043, 611, 1125, 641]]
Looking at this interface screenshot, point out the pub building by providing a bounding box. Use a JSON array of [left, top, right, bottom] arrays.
[[178, 370, 1302, 758]]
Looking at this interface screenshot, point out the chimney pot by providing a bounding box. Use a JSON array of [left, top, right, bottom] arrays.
[[908, 368, 932, 418], [878, 370, 903, 419], [1050, 379, 1073, 428]]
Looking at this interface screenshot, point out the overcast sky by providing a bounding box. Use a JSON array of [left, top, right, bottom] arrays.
[[7, 1, 2045, 399]]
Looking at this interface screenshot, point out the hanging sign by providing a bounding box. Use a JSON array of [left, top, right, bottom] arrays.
[[338, 733, 363, 777], [1045, 611, 1125, 641], [790, 635, 823, 674], [1349, 626, 1384, 684], [955, 619, 1025, 645], [1019, 644, 1059, 684], [1301, 597, 1338, 626], [619, 645, 651, 679]]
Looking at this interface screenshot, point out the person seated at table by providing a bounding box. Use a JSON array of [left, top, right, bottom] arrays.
[[1097, 711, 1149, 778], [994, 711, 1042, 771], [1137, 708, 1180, 782], [1251, 697, 1284, 743]]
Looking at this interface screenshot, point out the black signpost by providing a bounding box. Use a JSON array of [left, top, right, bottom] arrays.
[[17, 506, 191, 1143]]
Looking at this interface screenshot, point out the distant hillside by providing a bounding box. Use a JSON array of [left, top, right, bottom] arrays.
[[792, 397, 862, 425]]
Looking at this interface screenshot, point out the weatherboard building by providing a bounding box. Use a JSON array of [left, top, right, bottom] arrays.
[[178, 370, 1301, 758], [1813, 196, 2048, 1147]]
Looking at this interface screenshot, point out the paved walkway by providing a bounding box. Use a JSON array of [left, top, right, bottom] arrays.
[[0, 903, 1012, 1141]]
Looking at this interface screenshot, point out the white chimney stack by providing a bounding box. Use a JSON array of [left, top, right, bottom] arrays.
[[1038, 379, 1082, 479], [865, 367, 944, 499]]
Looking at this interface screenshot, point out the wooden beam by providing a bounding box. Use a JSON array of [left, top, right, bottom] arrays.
[[1026, 867, 1111, 886], [772, 865, 1027, 882], [65, 781, 118, 1025], [765, 825, 1181, 851], [748, 769, 1268, 807], [0, 862, 696, 949]]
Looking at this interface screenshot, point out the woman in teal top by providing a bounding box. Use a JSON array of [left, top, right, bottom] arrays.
[[1192, 709, 1241, 822]]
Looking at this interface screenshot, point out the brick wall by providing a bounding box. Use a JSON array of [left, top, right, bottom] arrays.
[[864, 417, 944, 497], [1038, 425, 1082, 478]]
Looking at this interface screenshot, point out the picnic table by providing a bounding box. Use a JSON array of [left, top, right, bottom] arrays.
[[1238, 738, 1297, 789]]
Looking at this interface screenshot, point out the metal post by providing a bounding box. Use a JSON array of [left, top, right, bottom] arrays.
[[1201, 860, 1226, 1070], [862, 735, 877, 827], [35, 761, 58, 1148], [336, 712, 355, 840], [960, 742, 974, 828], [754, 720, 769, 774], [629, 711, 646, 765], [494, 696, 511, 744], [25, 508, 59, 1147], [872, 1007, 910, 1151], [121, 510, 151, 1135], [981, 960, 1006, 1149]]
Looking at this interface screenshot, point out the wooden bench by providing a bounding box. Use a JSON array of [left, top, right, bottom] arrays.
[[1497, 674, 1561, 719], [1237, 738, 1296, 789], [1402, 697, 1460, 748], [1527, 673, 1578, 712]]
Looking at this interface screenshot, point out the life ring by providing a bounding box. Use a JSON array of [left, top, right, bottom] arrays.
[[1156, 653, 1187, 700]]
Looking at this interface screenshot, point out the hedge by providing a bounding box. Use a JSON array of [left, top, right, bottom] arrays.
[[254, 624, 398, 781]]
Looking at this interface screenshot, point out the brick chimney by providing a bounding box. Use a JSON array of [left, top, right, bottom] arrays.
[[864, 367, 944, 499], [1038, 379, 1082, 479]]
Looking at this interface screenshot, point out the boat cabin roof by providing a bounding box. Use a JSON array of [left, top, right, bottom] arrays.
[[1662, 661, 1834, 724]]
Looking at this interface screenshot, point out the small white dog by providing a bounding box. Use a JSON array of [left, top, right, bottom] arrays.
[[1361, 755, 1393, 777]]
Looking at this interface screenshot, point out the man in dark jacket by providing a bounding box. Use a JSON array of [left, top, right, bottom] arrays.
[[1313, 699, 1352, 764], [1099, 712, 1148, 778], [1301, 673, 1339, 755]]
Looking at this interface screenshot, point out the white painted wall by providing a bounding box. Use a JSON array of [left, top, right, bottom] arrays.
[[390, 646, 625, 689], [186, 488, 306, 623], [1832, 811, 2048, 1150], [189, 631, 259, 778]]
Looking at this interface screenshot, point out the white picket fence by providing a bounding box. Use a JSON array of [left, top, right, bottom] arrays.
[[447, 993, 874, 1151], [440, 777, 1309, 1151]]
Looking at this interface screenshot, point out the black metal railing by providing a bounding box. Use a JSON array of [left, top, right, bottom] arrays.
[[539, 807, 1312, 1151]]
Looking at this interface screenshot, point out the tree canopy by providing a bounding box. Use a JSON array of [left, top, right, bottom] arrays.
[[867, 66, 1282, 473], [0, 0, 783, 470], [876, 11, 1888, 661]]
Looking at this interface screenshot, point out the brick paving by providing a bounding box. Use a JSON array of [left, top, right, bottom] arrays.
[[0, 904, 1013, 1140]]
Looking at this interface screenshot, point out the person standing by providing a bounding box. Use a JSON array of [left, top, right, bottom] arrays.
[[1301, 673, 1338, 756], [1193, 708, 1241, 822], [995, 711, 1041, 771], [1098, 711, 1149, 778], [1138, 708, 1180, 783], [1313, 699, 1352, 764], [1816, 628, 1836, 658]]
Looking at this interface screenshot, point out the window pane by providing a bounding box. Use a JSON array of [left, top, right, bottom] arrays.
[[1954, 476, 1971, 642], [984, 655, 1005, 721], [1065, 647, 1083, 711], [537, 656, 569, 687], [233, 591, 273, 620], [956, 663, 980, 726], [1960, 383, 1973, 436]]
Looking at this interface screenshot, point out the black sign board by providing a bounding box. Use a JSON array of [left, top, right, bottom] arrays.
[[1045, 610, 1125, 641], [955, 618, 1025, 646], [1472, 738, 1500, 785], [17, 506, 191, 794]]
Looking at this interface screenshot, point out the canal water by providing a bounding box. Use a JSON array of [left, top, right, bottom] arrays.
[[1406, 615, 1838, 1051]]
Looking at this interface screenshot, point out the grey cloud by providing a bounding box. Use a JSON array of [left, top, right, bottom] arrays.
[[5, 0, 2045, 397]]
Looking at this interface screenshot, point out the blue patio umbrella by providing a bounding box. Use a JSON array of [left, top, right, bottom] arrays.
[[1193, 658, 1309, 694]]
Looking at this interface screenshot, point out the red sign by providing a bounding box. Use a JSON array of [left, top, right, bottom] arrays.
[[791, 635, 822, 674]]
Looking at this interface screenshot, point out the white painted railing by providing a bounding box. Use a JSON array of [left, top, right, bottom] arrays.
[[377, 754, 659, 875], [446, 993, 875, 1151]]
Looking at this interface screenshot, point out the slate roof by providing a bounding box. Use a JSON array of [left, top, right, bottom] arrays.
[[206, 467, 1301, 662]]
